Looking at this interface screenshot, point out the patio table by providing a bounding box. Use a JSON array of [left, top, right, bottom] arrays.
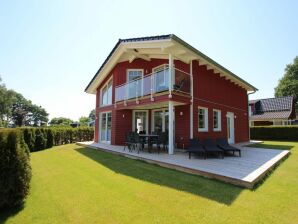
[[139, 134, 159, 153]]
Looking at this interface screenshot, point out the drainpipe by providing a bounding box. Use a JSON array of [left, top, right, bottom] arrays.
[[247, 90, 256, 141]]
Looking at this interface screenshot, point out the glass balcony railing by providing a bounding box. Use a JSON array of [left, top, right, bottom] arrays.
[[115, 66, 191, 102]]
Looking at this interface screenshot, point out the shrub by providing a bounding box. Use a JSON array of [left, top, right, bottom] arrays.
[[21, 128, 35, 152], [0, 130, 31, 208], [34, 128, 47, 151], [46, 129, 54, 148], [1, 126, 94, 153], [250, 126, 298, 141]]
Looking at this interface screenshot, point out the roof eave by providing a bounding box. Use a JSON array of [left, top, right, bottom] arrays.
[[85, 34, 258, 94]]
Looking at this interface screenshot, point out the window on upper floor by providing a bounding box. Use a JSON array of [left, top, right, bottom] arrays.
[[127, 69, 143, 82], [101, 79, 112, 106], [198, 107, 208, 132], [213, 109, 221, 131]]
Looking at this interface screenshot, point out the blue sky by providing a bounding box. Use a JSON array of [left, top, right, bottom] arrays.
[[1, 0, 298, 120]]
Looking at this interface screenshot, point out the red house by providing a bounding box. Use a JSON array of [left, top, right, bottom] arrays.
[[85, 34, 257, 154]]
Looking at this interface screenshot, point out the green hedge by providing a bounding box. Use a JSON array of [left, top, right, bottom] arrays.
[[19, 127, 94, 152], [250, 126, 298, 141], [0, 129, 31, 208]]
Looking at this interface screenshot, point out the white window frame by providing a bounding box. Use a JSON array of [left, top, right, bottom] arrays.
[[151, 108, 168, 133], [213, 109, 221, 132], [127, 69, 144, 82], [100, 77, 113, 107], [132, 110, 149, 134], [198, 107, 208, 132], [99, 111, 112, 144]]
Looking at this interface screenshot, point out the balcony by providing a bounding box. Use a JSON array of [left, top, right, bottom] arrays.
[[115, 66, 191, 102]]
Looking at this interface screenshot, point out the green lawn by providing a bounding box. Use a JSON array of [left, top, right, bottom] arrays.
[[1, 141, 298, 224]]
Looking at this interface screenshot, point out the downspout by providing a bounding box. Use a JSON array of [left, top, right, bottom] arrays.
[[247, 90, 257, 141]]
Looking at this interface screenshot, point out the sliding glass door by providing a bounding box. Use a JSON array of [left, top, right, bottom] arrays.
[[100, 112, 112, 143], [152, 109, 169, 133]]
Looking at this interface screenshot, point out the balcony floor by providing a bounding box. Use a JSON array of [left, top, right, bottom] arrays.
[[76, 141, 289, 188]]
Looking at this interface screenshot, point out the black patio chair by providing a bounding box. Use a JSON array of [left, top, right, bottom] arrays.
[[203, 139, 224, 159], [155, 132, 168, 153], [216, 138, 241, 157], [123, 132, 134, 152], [131, 132, 142, 154], [186, 138, 206, 159]]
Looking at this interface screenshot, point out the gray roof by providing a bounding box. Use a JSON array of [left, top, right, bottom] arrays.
[[250, 96, 294, 120], [85, 34, 258, 92]]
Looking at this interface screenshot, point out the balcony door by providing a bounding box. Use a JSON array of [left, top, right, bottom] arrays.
[[152, 64, 169, 93], [127, 69, 143, 99], [100, 112, 112, 144], [133, 110, 148, 134]]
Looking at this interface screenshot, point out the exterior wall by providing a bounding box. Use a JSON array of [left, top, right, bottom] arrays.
[[175, 104, 190, 148], [192, 61, 249, 143], [94, 58, 250, 145], [111, 109, 132, 145]]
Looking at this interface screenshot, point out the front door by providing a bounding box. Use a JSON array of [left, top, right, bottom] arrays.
[[100, 112, 112, 144], [133, 110, 148, 134], [226, 112, 235, 144]]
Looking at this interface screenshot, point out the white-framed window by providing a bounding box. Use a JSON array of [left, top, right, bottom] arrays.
[[127, 69, 143, 82], [198, 107, 208, 132], [213, 109, 221, 131], [101, 79, 113, 106]]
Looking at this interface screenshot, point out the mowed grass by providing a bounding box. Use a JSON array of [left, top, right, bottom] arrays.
[[1, 141, 298, 224]]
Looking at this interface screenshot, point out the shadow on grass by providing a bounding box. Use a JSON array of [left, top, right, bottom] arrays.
[[0, 204, 24, 223], [249, 143, 295, 150], [75, 147, 243, 205]]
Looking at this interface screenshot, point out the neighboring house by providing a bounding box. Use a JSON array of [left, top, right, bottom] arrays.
[[85, 34, 257, 154], [249, 96, 296, 126], [88, 120, 95, 127]]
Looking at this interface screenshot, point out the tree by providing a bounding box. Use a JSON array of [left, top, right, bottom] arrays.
[[0, 77, 49, 127], [49, 117, 73, 126], [79, 116, 89, 126], [88, 109, 95, 121], [11, 92, 49, 127], [0, 77, 15, 127], [275, 56, 298, 113]]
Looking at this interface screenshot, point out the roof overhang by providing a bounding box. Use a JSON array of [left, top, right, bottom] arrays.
[[85, 34, 258, 94]]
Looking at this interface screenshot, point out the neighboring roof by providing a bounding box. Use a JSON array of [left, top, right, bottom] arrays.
[[250, 96, 294, 120], [250, 111, 293, 121], [249, 99, 258, 104], [85, 34, 258, 93]]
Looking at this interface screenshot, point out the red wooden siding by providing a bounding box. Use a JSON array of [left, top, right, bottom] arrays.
[[192, 60, 249, 143], [94, 58, 249, 144], [175, 105, 190, 148]]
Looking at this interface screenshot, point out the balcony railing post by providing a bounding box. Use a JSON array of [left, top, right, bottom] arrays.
[[151, 72, 154, 101], [168, 54, 173, 98], [135, 80, 138, 104]]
